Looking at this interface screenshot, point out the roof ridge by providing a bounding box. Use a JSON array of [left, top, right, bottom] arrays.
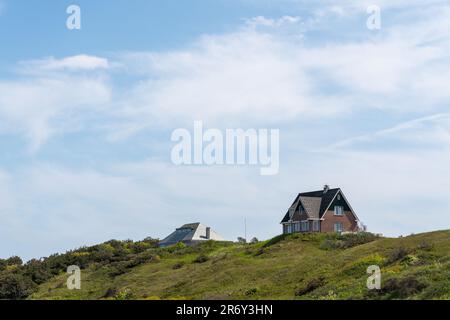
[[299, 188, 340, 195]]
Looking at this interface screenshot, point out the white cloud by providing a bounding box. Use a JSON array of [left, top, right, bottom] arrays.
[[3, 5, 450, 148], [2, 2, 450, 260], [328, 113, 450, 150], [245, 15, 301, 29], [115, 32, 322, 128], [0, 75, 111, 151], [286, 0, 449, 11], [20, 55, 110, 73], [109, 6, 450, 136]]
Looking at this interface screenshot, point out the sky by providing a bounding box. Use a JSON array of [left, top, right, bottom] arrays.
[[0, 0, 449, 260]]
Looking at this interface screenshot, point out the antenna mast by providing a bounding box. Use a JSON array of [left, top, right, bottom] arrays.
[[244, 218, 247, 243]]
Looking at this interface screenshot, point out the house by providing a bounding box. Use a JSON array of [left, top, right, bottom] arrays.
[[280, 186, 362, 234], [159, 223, 224, 247]]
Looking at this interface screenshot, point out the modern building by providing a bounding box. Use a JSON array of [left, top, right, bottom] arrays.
[[159, 223, 224, 247]]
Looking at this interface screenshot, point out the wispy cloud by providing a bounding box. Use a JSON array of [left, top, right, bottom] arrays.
[[110, 5, 450, 136], [2, 4, 450, 149], [0, 74, 111, 152], [245, 15, 301, 29], [19, 55, 110, 73], [327, 113, 450, 151], [1, 1, 450, 259]]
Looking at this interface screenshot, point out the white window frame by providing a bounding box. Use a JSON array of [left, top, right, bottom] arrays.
[[334, 222, 343, 233], [334, 205, 344, 216]]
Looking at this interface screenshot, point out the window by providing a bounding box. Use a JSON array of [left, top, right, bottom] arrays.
[[301, 221, 309, 232], [286, 224, 293, 234], [334, 222, 343, 233], [334, 205, 344, 216], [337, 194, 341, 200], [294, 222, 300, 232], [312, 220, 320, 232]]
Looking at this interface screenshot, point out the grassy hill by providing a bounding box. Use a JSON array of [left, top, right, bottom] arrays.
[[22, 230, 449, 300]]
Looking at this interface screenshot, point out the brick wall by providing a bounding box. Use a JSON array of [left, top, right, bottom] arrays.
[[320, 210, 358, 232]]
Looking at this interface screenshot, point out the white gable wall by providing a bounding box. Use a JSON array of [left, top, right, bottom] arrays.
[[191, 223, 224, 241]]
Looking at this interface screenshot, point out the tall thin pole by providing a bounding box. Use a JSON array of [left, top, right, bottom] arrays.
[[244, 218, 247, 243]]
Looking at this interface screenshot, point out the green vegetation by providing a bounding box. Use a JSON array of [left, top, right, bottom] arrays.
[[0, 237, 160, 299], [1, 230, 449, 300]]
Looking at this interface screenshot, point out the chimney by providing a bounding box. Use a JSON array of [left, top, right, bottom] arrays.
[[323, 184, 330, 193], [206, 227, 211, 239]]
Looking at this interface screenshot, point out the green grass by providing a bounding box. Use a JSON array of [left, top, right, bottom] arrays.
[[30, 230, 450, 300]]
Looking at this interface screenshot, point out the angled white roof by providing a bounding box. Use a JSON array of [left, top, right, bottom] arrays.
[[159, 223, 224, 246]]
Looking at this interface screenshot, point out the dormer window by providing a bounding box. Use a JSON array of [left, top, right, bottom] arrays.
[[334, 205, 344, 216]]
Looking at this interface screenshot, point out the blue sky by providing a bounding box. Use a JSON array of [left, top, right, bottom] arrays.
[[1, 0, 450, 260]]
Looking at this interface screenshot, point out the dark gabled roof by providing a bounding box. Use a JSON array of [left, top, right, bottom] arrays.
[[280, 194, 301, 223], [299, 196, 322, 219], [281, 188, 341, 223]]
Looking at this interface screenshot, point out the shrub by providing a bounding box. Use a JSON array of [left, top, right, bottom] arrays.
[[386, 247, 410, 265], [0, 237, 164, 299], [319, 239, 338, 250], [254, 248, 265, 256], [193, 254, 209, 264], [142, 237, 160, 248], [263, 234, 289, 248], [401, 254, 420, 266], [295, 277, 326, 296], [172, 262, 184, 270], [0, 273, 37, 300], [165, 242, 187, 253], [237, 237, 247, 244], [6, 256, 23, 267], [127, 252, 155, 268], [245, 288, 258, 296], [0, 259, 7, 272], [114, 289, 134, 300], [107, 262, 130, 277], [320, 232, 380, 250], [103, 288, 118, 299], [342, 254, 385, 276], [319, 290, 338, 300], [417, 241, 433, 251], [23, 259, 52, 285], [380, 276, 427, 298]]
